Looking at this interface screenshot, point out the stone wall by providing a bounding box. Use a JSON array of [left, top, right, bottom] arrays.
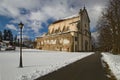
[[36, 32, 74, 52]]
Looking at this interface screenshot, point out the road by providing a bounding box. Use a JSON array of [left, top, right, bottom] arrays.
[[36, 52, 108, 80]]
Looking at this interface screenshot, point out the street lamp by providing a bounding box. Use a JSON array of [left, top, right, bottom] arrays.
[[18, 22, 24, 68]]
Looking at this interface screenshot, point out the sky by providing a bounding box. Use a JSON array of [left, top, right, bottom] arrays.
[[0, 0, 108, 40]]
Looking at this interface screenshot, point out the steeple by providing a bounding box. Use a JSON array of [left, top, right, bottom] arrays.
[[79, 8, 83, 16], [83, 4, 86, 10]]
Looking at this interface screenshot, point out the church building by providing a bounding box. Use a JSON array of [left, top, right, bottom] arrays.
[[35, 7, 92, 52]]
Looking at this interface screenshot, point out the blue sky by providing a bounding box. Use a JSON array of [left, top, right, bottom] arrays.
[[0, 0, 107, 40]]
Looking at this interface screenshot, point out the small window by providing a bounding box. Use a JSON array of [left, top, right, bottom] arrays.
[[85, 24, 87, 28], [66, 26, 69, 31], [62, 26, 66, 31], [58, 27, 61, 32], [75, 37, 78, 41], [85, 30, 87, 36], [51, 29, 54, 34], [85, 40, 88, 51], [55, 29, 57, 33]]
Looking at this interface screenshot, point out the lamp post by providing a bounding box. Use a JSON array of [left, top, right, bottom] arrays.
[[18, 22, 24, 68]]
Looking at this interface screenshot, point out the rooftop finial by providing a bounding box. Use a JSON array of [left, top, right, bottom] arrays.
[[84, 4, 86, 9]]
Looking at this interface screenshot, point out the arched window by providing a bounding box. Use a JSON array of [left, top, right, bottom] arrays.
[[62, 26, 66, 32], [63, 26, 69, 32], [54, 29, 58, 33], [84, 29, 89, 36], [51, 28, 54, 34], [66, 26, 69, 31], [58, 27, 61, 33], [85, 40, 88, 51]]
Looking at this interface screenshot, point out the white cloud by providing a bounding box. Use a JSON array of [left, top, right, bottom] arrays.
[[0, 0, 108, 39], [91, 31, 100, 42], [17, 34, 29, 39], [88, 5, 105, 29], [6, 24, 17, 31]]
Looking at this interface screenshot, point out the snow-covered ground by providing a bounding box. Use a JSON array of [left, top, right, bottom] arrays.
[[0, 49, 93, 80], [102, 53, 120, 79]]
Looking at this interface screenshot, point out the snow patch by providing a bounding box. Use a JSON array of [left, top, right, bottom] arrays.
[[0, 49, 93, 80], [102, 53, 120, 79], [63, 39, 70, 44], [62, 14, 79, 20]]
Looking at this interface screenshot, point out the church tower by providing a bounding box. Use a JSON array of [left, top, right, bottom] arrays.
[[77, 7, 91, 51]]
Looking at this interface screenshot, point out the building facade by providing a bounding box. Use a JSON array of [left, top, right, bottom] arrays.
[[35, 7, 92, 52]]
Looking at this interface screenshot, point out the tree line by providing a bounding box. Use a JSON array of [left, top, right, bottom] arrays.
[[96, 0, 120, 54], [0, 29, 15, 44], [0, 29, 34, 48]]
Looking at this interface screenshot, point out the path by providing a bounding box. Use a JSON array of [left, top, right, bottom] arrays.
[[36, 52, 108, 80]]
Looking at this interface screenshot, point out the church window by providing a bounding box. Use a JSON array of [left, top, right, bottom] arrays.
[[85, 24, 88, 30], [65, 27, 67, 31], [62, 26, 66, 32], [84, 29, 88, 36], [67, 48, 69, 51], [55, 29, 57, 33], [66, 26, 69, 31], [75, 37, 78, 41], [37, 42, 40, 46], [75, 44, 78, 51], [51, 29, 54, 34], [58, 27, 61, 33], [63, 26, 69, 32], [41, 41, 43, 45], [85, 40, 88, 51]]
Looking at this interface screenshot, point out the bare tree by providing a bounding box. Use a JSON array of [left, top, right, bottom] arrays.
[[96, 0, 120, 54]]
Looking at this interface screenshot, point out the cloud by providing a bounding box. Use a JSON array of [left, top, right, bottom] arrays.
[[91, 31, 100, 42], [6, 24, 17, 31], [0, 0, 108, 39], [17, 34, 29, 39], [88, 5, 105, 29]]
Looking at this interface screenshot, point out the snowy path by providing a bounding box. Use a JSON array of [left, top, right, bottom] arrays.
[[0, 49, 93, 80]]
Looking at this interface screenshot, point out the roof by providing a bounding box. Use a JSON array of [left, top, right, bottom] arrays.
[[62, 14, 79, 20], [36, 30, 78, 38], [52, 14, 79, 24]]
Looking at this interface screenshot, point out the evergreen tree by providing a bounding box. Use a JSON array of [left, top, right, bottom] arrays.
[[8, 30, 13, 42], [0, 31, 2, 42], [3, 29, 7, 40]]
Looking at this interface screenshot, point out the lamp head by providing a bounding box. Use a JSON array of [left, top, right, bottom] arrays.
[[18, 22, 24, 29]]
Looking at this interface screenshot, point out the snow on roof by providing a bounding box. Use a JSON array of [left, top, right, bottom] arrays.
[[36, 33, 48, 38], [62, 14, 79, 20], [52, 14, 79, 24], [2, 40, 10, 43], [41, 33, 47, 37]]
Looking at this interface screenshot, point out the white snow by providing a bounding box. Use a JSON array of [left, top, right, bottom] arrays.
[[102, 53, 120, 79], [50, 40, 56, 44], [0, 49, 93, 80], [63, 39, 70, 44], [62, 14, 79, 20]]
